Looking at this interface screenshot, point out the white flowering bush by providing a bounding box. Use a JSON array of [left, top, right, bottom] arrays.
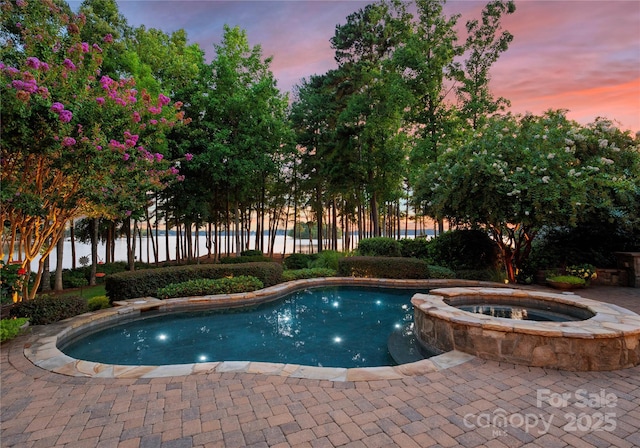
[[416, 111, 640, 283], [566, 264, 597, 281]]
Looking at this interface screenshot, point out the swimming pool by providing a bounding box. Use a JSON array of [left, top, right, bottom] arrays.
[[61, 286, 423, 368]]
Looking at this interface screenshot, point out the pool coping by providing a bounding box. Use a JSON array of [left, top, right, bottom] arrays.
[[23, 278, 533, 381]]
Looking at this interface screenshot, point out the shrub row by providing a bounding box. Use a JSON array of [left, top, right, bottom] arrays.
[[10, 296, 88, 325], [157, 276, 264, 299], [105, 262, 282, 301], [356, 230, 501, 272], [218, 255, 273, 264], [337, 256, 454, 279], [284, 253, 317, 270], [281, 268, 337, 282]]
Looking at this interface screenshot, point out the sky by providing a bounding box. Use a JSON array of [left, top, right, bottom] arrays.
[[103, 0, 639, 132]]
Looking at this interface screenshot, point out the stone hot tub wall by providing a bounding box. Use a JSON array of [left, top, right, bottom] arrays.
[[412, 288, 640, 371]]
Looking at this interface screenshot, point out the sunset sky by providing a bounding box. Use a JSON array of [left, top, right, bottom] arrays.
[[105, 0, 639, 132]]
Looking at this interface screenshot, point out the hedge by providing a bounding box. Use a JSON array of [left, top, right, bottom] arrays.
[[156, 276, 264, 299], [281, 268, 337, 282], [105, 262, 282, 302], [338, 256, 430, 279], [357, 237, 402, 257], [10, 296, 88, 325]]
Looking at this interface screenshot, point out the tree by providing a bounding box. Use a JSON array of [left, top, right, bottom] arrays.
[[394, 0, 463, 234], [330, 0, 413, 237], [176, 25, 290, 257], [1, 0, 186, 299], [415, 111, 640, 283], [456, 0, 516, 129]]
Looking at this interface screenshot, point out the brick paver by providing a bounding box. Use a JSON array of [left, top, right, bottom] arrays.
[[2, 285, 639, 447]]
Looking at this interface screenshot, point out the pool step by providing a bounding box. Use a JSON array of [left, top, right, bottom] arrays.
[[387, 324, 439, 365]]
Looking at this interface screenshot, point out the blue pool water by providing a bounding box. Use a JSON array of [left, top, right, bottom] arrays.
[[61, 287, 424, 368]]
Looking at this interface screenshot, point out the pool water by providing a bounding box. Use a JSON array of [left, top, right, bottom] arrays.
[[457, 304, 583, 321], [61, 287, 422, 368]]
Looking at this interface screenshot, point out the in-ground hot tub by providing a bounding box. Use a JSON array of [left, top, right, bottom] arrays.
[[411, 287, 640, 371]]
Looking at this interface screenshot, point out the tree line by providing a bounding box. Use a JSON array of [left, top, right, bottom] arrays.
[[2, 0, 638, 298]]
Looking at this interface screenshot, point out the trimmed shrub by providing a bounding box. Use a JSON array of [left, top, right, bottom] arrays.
[[357, 237, 402, 257], [426, 265, 456, 279], [218, 255, 272, 264], [87, 295, 111, 311], [156, 276, 264, 299], [283, 253, 317, 270], [399, 238, 431, 259], [454, 269, 495, 281], [282, 268, 337, 282], [338, 256, 429, 279], [10, 296, 88, 325], [1, 317, 29, 343], [428, 229, 500, 270], [309, 250, 344, 270], [240, 249, 263, 257], [105, 262, 282, 302]]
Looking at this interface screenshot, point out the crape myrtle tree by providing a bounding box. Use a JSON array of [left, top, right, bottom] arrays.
[[0, 0, 186, 300], [416, 110, 640, 283], [80, 0, 203, 268]]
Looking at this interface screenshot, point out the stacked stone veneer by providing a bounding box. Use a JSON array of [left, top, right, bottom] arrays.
[[412, 287, 640, 371]]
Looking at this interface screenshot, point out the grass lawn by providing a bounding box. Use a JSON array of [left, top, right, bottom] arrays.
[[58, 284, 106, 300]]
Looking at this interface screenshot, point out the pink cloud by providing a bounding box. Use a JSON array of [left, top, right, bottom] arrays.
[[108, 0, 639, 131]]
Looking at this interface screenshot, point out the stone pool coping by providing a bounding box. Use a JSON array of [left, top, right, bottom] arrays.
[[412, 287, 640, 371], [23, 278, 505, 381]]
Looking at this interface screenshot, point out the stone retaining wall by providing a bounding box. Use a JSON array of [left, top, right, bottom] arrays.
[[412, 287, 640, 371]]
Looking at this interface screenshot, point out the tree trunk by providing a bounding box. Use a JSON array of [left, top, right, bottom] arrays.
[[89, 218, 98, 286], [41, 250, 51, 292], [54, 235, 64, 291], [70, 219, 77, 269], [126, 218, 135, 271]]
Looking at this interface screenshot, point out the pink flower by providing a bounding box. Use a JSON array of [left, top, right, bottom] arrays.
[[132, 112, 141, 123], [150, 119, 158, 125], [100, 75, 114, 89], [155, 153, 163, 161], [103, 34, 113, 43], [39, 62, 49, 71], [185, 153, 193, 161], [170, 166, 179, 175], [148, 106, 162, 115], [92, 43, 103, 53], [81, 42, 89, 53], [158, 93, 171, 106], [63, 59, 76, 71], [123, 153, 130, 161], [50, 102, 65, 114], [62, 137, 76, 146], [16, 0, 26, 7], [26, 57, 41, 69], [12, 79, 38, 93], [125, 210, 132, 216], [96, 97, 105, 105], [59, 110, 73, 123]]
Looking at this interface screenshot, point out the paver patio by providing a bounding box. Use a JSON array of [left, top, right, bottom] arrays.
[[1, 285, 639, 447]]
